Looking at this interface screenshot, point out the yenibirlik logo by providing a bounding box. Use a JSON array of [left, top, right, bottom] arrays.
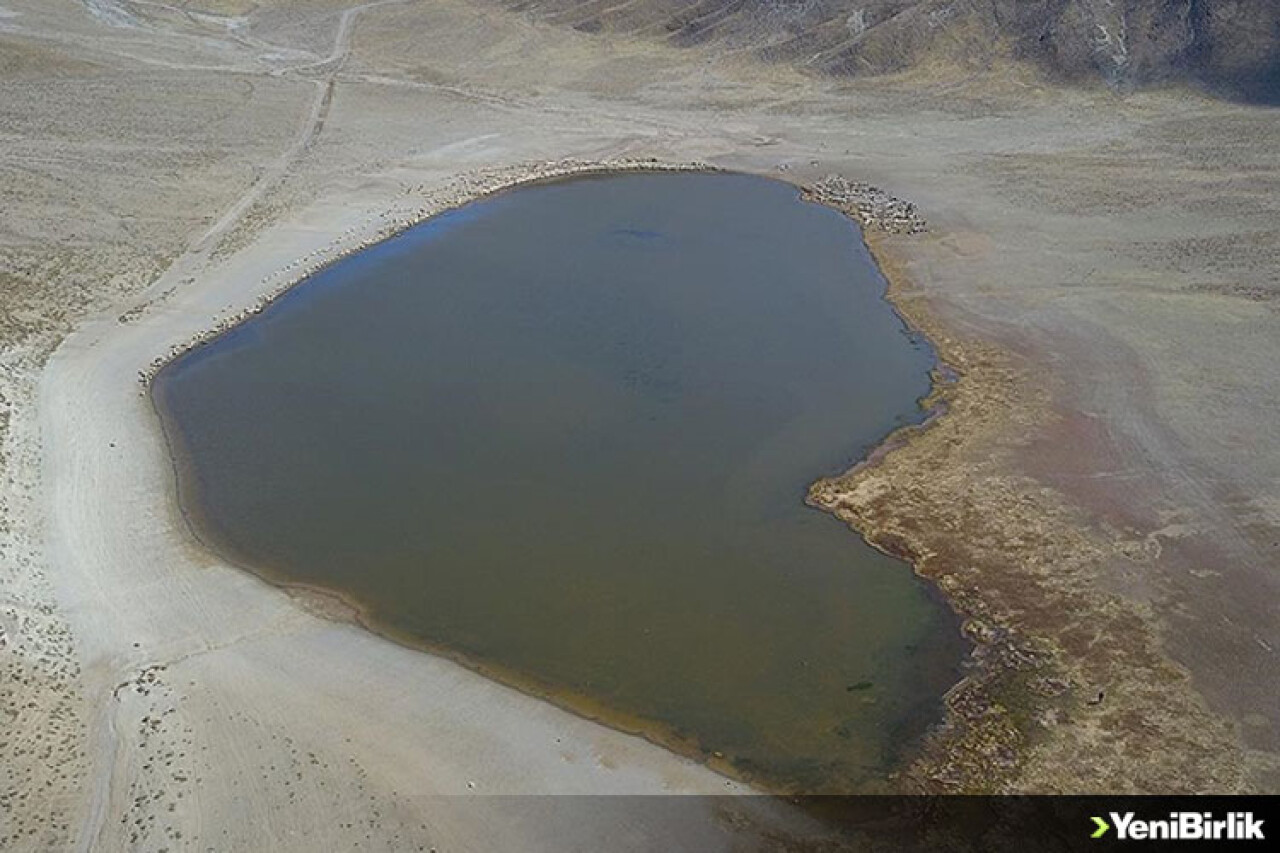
[[1091, 812, 1265, 841]]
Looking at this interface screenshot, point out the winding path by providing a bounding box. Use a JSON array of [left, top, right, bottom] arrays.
[[70, 5, 411, 849]]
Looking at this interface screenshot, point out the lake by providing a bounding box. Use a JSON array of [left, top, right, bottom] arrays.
[[153, 171, 965, 792]]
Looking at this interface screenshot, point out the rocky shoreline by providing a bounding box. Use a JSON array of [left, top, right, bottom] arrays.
[[802, 174, 928, 235]]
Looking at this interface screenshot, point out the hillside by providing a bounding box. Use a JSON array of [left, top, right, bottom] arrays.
[[506, 0, 1280, 100]]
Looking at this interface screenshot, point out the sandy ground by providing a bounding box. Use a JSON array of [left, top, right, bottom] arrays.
[[2, 0, 1279, 848]]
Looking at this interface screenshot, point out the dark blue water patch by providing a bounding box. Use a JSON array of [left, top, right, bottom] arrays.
[[154, 171, 966, 793], [610, 227, 666, 239]]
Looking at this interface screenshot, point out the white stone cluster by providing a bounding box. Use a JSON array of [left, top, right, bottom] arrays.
[[803, 174, 926, 234]]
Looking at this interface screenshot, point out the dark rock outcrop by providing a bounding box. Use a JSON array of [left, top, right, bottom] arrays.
[[504, 0, 1280, 102]]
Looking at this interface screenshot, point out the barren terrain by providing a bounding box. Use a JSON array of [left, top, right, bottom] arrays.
[[1, 0, 1277, 849]]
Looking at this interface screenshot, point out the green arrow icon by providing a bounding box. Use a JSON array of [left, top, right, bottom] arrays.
[[1091, 816, 1110, 839]]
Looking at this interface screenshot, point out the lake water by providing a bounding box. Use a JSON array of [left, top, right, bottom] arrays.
[[154, 171, 965, 792]]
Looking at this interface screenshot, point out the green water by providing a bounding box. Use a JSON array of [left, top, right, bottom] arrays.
[[154, 172, 965, 791]]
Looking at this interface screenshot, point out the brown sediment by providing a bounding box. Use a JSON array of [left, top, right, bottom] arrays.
[[808, 226, 1247, 793]]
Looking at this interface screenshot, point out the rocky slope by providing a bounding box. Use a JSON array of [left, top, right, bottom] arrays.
[[506, 0, 1280, 101]]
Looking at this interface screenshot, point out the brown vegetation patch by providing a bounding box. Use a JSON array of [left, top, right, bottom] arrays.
[[807, 231, 1246, 793]]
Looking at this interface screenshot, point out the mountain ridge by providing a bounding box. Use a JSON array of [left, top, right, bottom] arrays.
[[505, 0, 1280, 102]]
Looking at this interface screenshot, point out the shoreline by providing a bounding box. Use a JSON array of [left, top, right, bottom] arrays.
[[135, 158, 718, 390], [37, 157, 812, 851], [813, 226, 1072, 792], [142, 160, 967, 795], [817, 230, 1029, 791], [811, 229, 1245, 793]]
